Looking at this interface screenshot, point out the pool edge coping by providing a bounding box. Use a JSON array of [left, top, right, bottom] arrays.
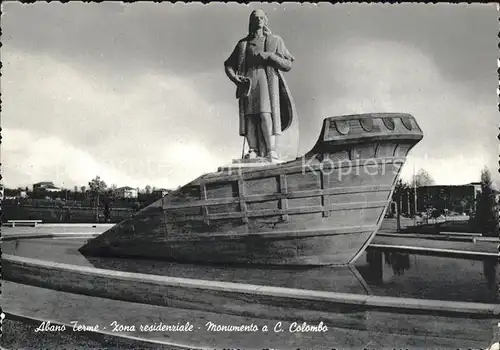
[[3, 253, 500, 318]]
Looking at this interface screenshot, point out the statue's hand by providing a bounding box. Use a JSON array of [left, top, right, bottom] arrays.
[[234, 75, 249, 85]]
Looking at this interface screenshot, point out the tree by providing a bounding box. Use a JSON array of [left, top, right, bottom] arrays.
[[392, 179, 410, 230], [80, 186, 87, 202], [409, 169, 435, 216], [106, 184, 118, 201], [474, 167, 499, 237], [88, 176, 107, 223], [411, 168, 435, 187], [393, 179, 409, 201], [145, 185, 152, 194]]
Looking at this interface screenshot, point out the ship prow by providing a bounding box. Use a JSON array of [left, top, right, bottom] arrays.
[[80, 113, 423, 266]]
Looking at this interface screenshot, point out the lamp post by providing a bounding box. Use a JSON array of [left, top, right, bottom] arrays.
[[413, 165, 418, 226]]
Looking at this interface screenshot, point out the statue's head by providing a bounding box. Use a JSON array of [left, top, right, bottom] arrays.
[[248, 9, 271, 36]]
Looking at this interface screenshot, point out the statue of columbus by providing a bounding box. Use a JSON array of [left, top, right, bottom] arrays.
[[224, 9, 298, 162]]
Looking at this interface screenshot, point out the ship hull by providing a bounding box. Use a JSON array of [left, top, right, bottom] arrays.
[[80, 113, 423, 266]]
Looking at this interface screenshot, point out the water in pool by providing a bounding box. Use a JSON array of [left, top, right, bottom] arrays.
[[3, 237, 498, 304]]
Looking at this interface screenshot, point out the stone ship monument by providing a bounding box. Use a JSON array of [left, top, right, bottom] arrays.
[[80, 9, 423, 266]]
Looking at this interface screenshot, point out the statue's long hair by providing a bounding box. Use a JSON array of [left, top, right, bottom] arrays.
[[248, 10, 272, 37]]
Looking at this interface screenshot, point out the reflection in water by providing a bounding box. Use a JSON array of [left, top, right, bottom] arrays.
[[363, 250, 411, 282], [365, 250, 383, 284], [483, 259, 498, 295], [359, 248, 499, 303], [84, 255, 372, 295], [3, 237, 371, 295], [4, 237, 499, 304], [384, 252, 410, 276]]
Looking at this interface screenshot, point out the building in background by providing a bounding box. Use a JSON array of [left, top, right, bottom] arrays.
[[417, 184, 476, 215], [391, 184, 477, 217], [152, 188, 170, 198], [33, 181, 61, 193], [115, 186, 139, 199]]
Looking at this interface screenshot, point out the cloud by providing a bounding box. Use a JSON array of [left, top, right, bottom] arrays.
[[2, 49, 236, 188], [2, 128, 133, 188], [2, 5, 497, 189], [3, 39, 497, 189], [2, 127, 227, 189], [400, 154, 491, 186], [310, 38, 498, 185]]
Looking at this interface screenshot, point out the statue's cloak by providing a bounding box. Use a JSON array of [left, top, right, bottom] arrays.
[[225, 34, 296, 136]]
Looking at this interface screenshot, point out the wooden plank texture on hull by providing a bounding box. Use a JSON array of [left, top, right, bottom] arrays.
[[80, 113, 423, 266]]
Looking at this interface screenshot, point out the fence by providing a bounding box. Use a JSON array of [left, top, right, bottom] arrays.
[[2, 204, 136, 224]]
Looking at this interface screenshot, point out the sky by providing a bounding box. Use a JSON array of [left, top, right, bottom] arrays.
[[2, 2, 498, 190]]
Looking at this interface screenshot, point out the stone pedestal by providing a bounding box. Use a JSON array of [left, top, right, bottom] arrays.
[[217, 157, 285, 173]]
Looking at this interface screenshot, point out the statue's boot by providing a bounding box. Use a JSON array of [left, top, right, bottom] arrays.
[[268, 150, 279, 161], [245, 149, 258, 159]]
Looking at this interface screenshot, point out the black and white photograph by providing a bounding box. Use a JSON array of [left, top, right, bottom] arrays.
[[1, 2, 499, 349]]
